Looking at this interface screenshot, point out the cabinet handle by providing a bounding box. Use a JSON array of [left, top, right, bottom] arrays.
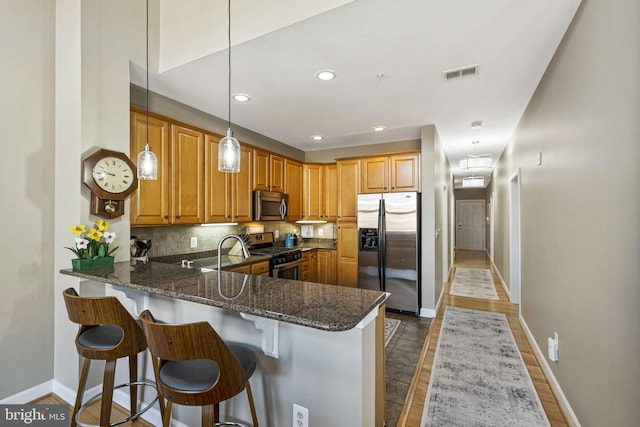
[[164, 215, 169, 220], [175, 215, 181, 219]]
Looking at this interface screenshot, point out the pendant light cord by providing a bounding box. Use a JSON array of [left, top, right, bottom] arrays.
[[227, 0, 232, 130], [145, 0, 150, 147]]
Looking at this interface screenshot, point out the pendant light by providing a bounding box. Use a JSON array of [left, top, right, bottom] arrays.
[[459, 140, 492, 170], [218, 0, 241, 173], [137, 0, 158, 180]]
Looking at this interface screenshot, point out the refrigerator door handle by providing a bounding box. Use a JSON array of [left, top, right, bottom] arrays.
[[378, 198, 386, 291]]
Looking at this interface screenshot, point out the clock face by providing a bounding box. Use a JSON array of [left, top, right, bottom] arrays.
[[91, 156, 135, 193]]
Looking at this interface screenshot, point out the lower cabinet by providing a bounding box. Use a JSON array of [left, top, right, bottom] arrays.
[[316, 249, 336, 285], [337, 222, 359, 287], [226, 259, 270, 276], [301, 250, 317, 282]]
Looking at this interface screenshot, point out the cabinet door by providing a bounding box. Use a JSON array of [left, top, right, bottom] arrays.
[[204, 133, 232, 223], [270, 154, 285, 192], [250, 260, 270, 277], [337, 222, 358, 287], [322, 163, 338, 221], [130, 111, 170, 225], [361, 156, 389, 193], [316, 249, 336, 285], [303, 164, 323, 220], [253, 149, 270, 191], [390, 153, 421, 192], [227, 264, 252, 274], [171, 125, 204, 224], [285, 159, 303, 220], [231, 145, 253, 222], [337, 159, 359, 222]]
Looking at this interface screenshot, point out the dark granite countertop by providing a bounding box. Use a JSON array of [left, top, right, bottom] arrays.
[[59, 261, 387, 331]]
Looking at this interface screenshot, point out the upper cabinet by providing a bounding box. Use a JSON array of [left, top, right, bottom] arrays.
[[303, 163, 338, 221], [337, 159, 359, 222], [205, 135, 253, 224], [361, 152, 421, 194], [130, 112, 205, 225], [253, 149, 284, 192], [285, 158, 303, 221]]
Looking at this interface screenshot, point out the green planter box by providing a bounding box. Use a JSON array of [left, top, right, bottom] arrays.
[[71, 256, 114, 270]]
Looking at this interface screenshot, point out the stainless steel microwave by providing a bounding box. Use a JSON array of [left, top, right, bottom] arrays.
[[253, 190, 288, 221]]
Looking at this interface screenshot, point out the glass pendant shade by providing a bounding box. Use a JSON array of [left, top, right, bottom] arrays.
[[137, 143, 158, 180], [459, 154, 492, 170], [218, 128, 241, 172], [462, 176, 484, 188]]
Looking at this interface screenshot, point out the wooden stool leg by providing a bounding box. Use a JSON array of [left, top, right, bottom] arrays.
[[128, 355, 138, 418], [100, 360, 117, 427], [245, 381, 259, 427], [71, 358, 91, 427], [202, 404, 215, 427], [162, 401, 173, 427], [214, 402, 220, 423]]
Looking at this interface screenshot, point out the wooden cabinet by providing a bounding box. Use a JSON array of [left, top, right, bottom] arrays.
[[130, 112, 170, 225], [360, 156, 389, 193], [337, 159, 359, 222], [253, 149, 284, 192], [390, 153, 421, 192], [130, 113, 204, 225], [205, 135, 252, 223], [316, 249, 336, 285], [227, 264, 251, 274], [323, 163, 338, 221], [250, 260, 270, 277], [361, 152, 421, 194], [226, 259, 269, 276], [285, 158, 303, 221], [303, 164, 322, 220], [337, 222, 358, 287], [303, 163, 338, 221], [301, 250, 317, 282]]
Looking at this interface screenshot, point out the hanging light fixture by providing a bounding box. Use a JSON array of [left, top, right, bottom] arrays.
[[218, 0, 241, 173], [459, 140, 492, 170], [462, 175, 485, 188], [137, 0, 158, 180]]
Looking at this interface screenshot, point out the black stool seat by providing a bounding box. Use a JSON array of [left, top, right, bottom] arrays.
[[140, 310, 260, 427]]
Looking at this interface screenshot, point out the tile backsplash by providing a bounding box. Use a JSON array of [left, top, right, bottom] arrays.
[[132, 222, 336, 258]]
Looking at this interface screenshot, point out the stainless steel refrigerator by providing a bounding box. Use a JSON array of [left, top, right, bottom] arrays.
[[357, 192, 420, 314]]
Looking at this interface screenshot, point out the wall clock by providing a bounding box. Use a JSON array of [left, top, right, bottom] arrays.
[[82, 148, 138, 218]]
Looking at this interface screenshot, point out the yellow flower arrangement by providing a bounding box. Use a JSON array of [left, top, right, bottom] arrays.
[[66, 220, 118, 259]]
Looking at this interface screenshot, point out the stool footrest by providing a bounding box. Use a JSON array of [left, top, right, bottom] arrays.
[[76, 381, 158, 427]]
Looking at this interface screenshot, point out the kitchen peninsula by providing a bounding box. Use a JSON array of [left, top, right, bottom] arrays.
[[60, 260, 388, 426]]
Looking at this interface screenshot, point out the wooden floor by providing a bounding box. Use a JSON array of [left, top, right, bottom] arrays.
[[397, 250, 569, 427], [31, 393, 153, 427]]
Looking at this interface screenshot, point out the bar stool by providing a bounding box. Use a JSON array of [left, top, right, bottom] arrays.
[[139, 309, 259, 427], [62, 288, 158, 427]]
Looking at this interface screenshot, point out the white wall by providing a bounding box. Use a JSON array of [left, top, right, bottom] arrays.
[[0, 0, 56, 399], [491, 0, 640, 424]]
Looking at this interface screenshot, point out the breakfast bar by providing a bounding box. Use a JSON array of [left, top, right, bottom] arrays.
[[60, 261, 388, 426]]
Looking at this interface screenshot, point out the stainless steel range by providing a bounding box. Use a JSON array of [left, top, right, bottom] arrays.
[[248, 232, 302, 280]]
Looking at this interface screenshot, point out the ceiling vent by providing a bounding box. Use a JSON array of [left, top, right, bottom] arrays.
[[443, 64, 480, 81]]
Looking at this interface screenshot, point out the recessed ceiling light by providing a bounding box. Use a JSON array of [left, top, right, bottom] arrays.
[[372, 126, 386, 132], [471, 120, 482, 129], [232, 93, 251, 102], [311, 135, 324, 141], [315, 70, 336, 81]]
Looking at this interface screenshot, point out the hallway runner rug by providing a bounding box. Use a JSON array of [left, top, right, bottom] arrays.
[[384, 318, 401, 347], [421, 307, 550, 427], [449, 267, 499, 300]]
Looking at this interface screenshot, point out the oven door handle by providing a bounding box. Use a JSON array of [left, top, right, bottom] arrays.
[[272, 259, 301, 270]]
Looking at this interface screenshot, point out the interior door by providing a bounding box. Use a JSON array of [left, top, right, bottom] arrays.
[[456, 200, 485, 250]]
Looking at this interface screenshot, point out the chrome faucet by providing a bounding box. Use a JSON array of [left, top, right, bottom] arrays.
[[217, 234, 250, 270]]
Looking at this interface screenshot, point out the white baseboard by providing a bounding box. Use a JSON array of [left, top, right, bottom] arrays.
[[490, 260, 510, 299], [420, 283, 444, 318], [519, 315, 581, 427], [0, 380, 54, 404]]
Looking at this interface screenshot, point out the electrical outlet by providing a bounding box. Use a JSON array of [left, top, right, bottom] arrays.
[[318, 228, 323, 236], [274, 230, 279, 239], [190, 237, 197, 248], [548, 331, 559, 362], [292, 404, 308, 427]]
